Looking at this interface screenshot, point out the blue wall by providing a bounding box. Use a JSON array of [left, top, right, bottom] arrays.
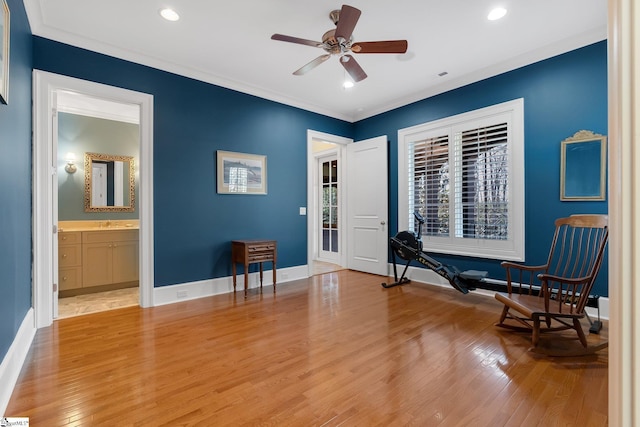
[[32, 37, 608, 294], [33, 37, 353, 287], [0, 0, 32, 360], [354, 41, 609, 296]]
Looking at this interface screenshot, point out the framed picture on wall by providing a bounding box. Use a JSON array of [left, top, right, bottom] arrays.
[[217, 150, 267, 195], [0, 0, 9, 104]]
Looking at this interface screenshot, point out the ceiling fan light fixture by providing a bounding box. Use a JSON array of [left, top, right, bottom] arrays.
[[160, 8, 180, 22], [271, 5, 407, 83], [487, 7, 507, 21], [343, 80, 354, 89]]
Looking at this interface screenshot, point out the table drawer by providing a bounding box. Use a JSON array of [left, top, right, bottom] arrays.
[[247, 252, 275, 262], [248, 243, 276, 252]]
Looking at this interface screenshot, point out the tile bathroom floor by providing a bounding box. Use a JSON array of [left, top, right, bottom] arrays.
[[57, 287, 139, 319]]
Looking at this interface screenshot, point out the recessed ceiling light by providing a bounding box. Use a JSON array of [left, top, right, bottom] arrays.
[[160, 8, 180, 22], [487, 7, 507, 21]]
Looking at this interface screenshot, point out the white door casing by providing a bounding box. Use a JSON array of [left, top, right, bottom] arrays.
[[33, 70, 154, 328], [346, 136, 388, 276], [51, 93, 59, 319], [306, 130, 351, 276]]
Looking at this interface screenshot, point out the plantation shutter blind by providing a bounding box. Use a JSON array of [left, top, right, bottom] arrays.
[[408, 122, 509, 241], [398, 98, 523, 260], [453, 122, 509, 241], [408, 134, 449, 237]]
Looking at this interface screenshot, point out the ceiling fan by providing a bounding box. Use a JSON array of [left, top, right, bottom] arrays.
[[271, 4, 408, 83]]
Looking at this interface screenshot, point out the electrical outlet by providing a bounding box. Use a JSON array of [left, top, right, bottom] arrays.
[[177, 290, 188, 299]]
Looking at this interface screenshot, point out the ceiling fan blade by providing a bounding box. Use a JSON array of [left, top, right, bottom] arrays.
[[340, 54, 367, 82], [271, 34, 324, 48], [351, 40, 408, 54], [335, 5, 361, 41], [293, 54, 332, 76]]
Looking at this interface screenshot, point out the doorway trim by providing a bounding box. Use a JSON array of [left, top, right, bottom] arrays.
[[33, 70, 154, 328], [306, 130, 352, 276]]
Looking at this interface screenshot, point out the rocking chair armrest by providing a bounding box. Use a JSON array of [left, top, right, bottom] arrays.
[[501, 262, 549, 294], [537, 274, 594, 314], [501, 261, 548, 272], [536, 273, 592, 286]]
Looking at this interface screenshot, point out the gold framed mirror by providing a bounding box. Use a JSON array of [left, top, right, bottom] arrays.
[[560, 130, 607, 201], [84, 152, 135, 212]]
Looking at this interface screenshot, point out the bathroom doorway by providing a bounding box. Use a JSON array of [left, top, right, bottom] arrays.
[[55, 92, 141, 318], [33, 71, 154, 328]]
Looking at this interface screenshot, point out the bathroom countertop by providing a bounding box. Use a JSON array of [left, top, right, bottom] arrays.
[[58, 220, 139, 232], [59, 226, 139, 232]]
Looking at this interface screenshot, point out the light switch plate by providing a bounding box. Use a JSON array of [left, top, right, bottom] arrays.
[[299, 207, 307, 215]]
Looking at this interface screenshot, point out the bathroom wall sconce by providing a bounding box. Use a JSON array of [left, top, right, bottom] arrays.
[[65, 152, 77, 174]]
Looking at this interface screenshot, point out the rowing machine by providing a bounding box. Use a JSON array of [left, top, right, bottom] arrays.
[[381, 211, 488, 293]]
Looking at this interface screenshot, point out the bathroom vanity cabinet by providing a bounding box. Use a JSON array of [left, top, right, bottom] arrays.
[[82, 230, 139, 287], [58, 228, 138, 293]]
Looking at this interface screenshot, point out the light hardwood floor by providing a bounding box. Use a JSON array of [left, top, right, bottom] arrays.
[[7, 270, 608, 426]]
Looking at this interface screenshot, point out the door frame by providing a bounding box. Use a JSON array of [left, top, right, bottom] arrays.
[[33, 70, 154, 328], [306, 130, 352, 276]]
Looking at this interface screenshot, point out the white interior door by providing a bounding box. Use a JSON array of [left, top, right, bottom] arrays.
[[346, 136, 388, 275], [91, 163, 108, 206]]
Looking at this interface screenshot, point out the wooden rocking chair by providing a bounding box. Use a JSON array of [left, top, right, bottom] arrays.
[[494, 215, 608, 355]]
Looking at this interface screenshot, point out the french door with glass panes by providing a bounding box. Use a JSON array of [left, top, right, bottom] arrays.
[[319, 155, 340, 262]]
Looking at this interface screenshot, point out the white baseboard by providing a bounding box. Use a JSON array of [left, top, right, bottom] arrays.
[[387, 264, 610, 320], [0, 308, 36, 416], [153, 265, 309, 306]]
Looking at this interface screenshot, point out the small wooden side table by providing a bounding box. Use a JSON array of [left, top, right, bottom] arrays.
[[231, 240, 277, 297]]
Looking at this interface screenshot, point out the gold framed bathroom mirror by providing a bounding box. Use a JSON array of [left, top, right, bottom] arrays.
[[84, 152, 135, 212]]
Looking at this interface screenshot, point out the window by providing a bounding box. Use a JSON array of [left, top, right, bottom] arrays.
[[398, 99, 524, 260]]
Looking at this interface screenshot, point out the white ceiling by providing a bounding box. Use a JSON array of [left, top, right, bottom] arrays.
[[24, 0, 607, 122]]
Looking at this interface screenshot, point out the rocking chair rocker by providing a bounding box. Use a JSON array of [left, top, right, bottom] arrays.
[[494, 214, 609, 355]]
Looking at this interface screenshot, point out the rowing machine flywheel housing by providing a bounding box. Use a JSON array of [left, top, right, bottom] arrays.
[[392, 231, 421, 260]]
